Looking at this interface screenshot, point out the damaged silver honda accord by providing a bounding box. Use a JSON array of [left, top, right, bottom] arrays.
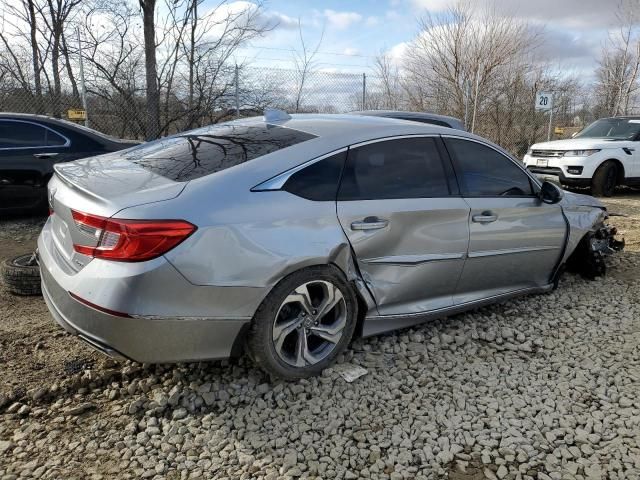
[[38, 112, 623, 379]]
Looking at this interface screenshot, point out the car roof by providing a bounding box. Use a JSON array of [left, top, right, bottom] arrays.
[[351, 110, 465, 128], [598, 116, 640, 120], [0, 112, 135, 145], [224, 113, 461, 139]]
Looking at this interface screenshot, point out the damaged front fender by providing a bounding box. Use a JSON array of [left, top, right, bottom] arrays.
[[560, 190, 625, 279]]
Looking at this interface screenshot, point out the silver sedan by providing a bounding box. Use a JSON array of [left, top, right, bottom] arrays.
[[38, 112, 622, 378]]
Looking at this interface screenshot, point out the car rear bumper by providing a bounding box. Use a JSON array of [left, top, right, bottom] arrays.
[[37, 219, 260, 363]]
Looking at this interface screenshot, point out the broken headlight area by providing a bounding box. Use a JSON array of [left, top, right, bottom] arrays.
[[566, 223, 625, 279]]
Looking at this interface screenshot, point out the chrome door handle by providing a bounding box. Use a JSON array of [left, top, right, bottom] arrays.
[[472, 212, 498, 223], [351, 217, 389, 231], [33, 153, 59, 159]]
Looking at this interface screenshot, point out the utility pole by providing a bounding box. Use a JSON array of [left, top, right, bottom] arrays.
[[463, 79, 470, 129], [471, 66, 481, 134], [76, 27, 89, 128], [235, 64, 240, 119]]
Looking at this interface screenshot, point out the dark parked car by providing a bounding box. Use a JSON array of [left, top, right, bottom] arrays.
[[0, 113, 139, 215], [352, 110, 466, 130]]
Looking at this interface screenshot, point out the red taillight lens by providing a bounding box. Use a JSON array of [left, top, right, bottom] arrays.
[[71, 210, 196, 262]]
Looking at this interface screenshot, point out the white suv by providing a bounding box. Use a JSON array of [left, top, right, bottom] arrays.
[[523, 117, 640, 196]]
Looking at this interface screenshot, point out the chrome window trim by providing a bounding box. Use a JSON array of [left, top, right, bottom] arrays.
[[441, 134, 543, 190], [0, 119, 71, 151], [252, 147, 348, 191], [349, 133, 439, 149]]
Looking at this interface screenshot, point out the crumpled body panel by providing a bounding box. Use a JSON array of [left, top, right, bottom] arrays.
[[559, 190, 623, 274]]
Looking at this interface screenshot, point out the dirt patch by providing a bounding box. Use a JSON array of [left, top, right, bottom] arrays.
[[601, 191, 640, 252], [0, 215, 105, 407]]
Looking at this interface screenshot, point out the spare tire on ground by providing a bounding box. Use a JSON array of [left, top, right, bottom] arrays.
[[1, 253, 42, 296]]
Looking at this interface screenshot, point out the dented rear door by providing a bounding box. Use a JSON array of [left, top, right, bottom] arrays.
[[336, 136, 470, 316]]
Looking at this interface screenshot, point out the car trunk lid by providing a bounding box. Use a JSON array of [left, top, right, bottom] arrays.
[[47, 152, 186, 271]]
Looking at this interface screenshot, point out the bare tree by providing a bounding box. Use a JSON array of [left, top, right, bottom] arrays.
[[25, 0, 45, 112], [80, 1, 147, 138], [373, 51, 401, 109], [404, 1, 537, 126], [292, 18, 324, 113], [139, 0, 161, 140], [594, 0, 640, 116], [38, 0, 83, 117]]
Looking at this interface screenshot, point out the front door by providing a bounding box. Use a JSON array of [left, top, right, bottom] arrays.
[[443, 137, 567, 304], [336, 136, 470, 316]]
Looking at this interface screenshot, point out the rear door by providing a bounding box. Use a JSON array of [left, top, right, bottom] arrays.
[[0, 119, 70, 210], [443, 136, 566, 303], [336, 136, 470, 316]]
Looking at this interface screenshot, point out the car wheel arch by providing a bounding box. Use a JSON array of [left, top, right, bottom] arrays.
[[596, 158, 625, 183], [252, 260, 372, 336]]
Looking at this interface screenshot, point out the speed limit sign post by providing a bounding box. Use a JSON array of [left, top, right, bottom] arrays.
[[536, 91, 554, 141]]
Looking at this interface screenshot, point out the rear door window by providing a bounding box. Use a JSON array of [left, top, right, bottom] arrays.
[[338, 137, 450, 200], [125, 124, 317, 181]]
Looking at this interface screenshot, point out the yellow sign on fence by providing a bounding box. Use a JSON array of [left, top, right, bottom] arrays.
[[67, 109, 86, 120], [554, 127, 565, 135]]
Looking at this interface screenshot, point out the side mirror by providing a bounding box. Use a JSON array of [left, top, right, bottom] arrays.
[[538, 181, 563, 204]]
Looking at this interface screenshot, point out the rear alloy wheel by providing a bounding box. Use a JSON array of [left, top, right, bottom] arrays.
[[591, 161, 618, 197], [1, 253, 41, 296], [248, 267, 357, 379]]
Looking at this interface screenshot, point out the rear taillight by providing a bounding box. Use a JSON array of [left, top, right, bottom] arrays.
[[71, 210, 196, 262]]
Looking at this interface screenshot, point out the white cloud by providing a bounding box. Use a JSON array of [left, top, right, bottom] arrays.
[[365, 16, 380, 27], [409, 0, 453, 11], [385, 10, 403, 21], [387, 42, 409, 65], [265, 12, 298, 30], [207, 1, 297, 35], [409, 0, 625, 29], [323, 9, 363, 29], [342, 47, 360, 56]]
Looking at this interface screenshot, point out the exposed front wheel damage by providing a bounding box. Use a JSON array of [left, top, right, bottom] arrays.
[[566, 223, 625, 279]]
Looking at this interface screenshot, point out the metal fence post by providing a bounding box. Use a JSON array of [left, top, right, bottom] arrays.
[[547, 106, 554, 141], [76, 27, 89, 128], [362, 73, 366, 110], [235, 64, 240, 119]]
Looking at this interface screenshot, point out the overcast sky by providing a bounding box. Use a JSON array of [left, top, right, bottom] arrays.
[[229, 0, 634, 75]]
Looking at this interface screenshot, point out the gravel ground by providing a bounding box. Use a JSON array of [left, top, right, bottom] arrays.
[[1, 193, 639, 480]]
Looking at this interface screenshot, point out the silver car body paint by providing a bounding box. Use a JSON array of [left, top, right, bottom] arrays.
[[557, 190, 607, 264], [38, 114, 613, 363]]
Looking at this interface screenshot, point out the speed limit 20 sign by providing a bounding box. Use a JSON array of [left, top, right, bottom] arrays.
[[535, 92, 553, 111]]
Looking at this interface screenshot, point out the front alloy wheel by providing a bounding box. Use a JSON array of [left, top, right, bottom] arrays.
[[247, 266, 357, 379]]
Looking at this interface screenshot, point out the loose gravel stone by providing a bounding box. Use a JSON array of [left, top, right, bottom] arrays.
[[2, 213, 640, 479]]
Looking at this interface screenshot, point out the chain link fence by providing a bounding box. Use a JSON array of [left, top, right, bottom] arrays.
[[1, 65, 584, 157]]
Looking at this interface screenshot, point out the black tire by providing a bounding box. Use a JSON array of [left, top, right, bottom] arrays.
[[247, 265, 358, 379], [1, 253, 42, 296], [591, 161, 618, 197]]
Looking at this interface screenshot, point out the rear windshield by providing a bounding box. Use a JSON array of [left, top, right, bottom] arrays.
[[125, 124, 316, 181]]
